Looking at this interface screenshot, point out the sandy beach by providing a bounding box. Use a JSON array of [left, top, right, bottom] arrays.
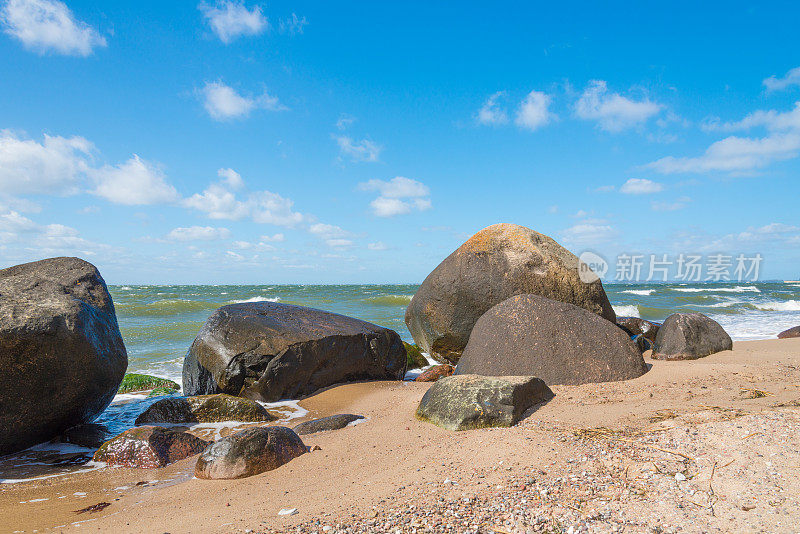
[[1, 337, 798, 533]]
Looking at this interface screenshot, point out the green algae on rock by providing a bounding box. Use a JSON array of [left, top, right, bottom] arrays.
[[135, 393, 276, 425], [118, 373, 180, 394]]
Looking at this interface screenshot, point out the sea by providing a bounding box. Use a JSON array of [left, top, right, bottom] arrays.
[[2, 281, 799, 483]]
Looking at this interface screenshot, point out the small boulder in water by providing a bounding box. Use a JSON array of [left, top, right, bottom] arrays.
[[292, 414, 364, 435], [195, 426, 306, 479], [778, 326, 800, 339], [415, 364, 454, 382], [616, 317, 661, 343], [93, 426, 207, 468], [404, 342, 428, 369], [118, 373, 180, 394], [632, 334, 652, 354], [135, 394, 276, 425], [652, 313, 732, 360], [416, 374, 553, 431]]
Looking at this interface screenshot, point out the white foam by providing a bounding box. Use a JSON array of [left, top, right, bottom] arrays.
[[673, 286, 760, 293], [755, 300, 800, 311], [612, 304, 640, 318], [257, 400, 309, 421], [230, 296, 280, 304], [0, 461, 106, 484], [621, 289, 655, 296], [112, 393, 149, 403]]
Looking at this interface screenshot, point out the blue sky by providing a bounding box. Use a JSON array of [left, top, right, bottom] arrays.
[[1, 0, 799, 283]]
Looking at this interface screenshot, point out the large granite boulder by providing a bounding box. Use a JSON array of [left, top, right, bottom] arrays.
[[778, 326, 800, 339], [135, 394, 276, 425], [0, 257, 128, 455], [416, 374, 553, 431], [616, 317, 661, 343], [93, 426, 207, 468], [405, 224, 616, 364], [183, 302, 406, 401], [195, 426, 307, 479], [293, 414, 364, 435], [651, 313, 733, 360], [455, 294, 647, 385]]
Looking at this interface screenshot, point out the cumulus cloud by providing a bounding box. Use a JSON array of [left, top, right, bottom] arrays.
[[217, 167, 244, 190], [199, 1, 267, 44], [91, 155, 180, 205], [309, 223, 354, 248], [367, 241, 388, 251], [0, 209, 103, 256], [574, 80, 662, 132], [561, 220, 617, 246], [702, 102, 800, 133], [477, 92, 508, 126], [0, 131, 92, 195], [200, 81, 285, 121], [763, 66, 800, 92], [1, 0, 106, 56], [166, 226, 231, 241], [334, 136, 381, 163], [358, 176, 432, 217], [619, 178, 664, 194], [515, 90, 555, 131]]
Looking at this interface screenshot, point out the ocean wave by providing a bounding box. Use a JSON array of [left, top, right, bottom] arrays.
[[116, 299, 221, 316], [364, 295, 414, 306], [672, 286, 760, 293], [621, 289, 655, 296], [613, 304, 640, 318], [754, 300, 800, 311], [229, 296, 280, 304]]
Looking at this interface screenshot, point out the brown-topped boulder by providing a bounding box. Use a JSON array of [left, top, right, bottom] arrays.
[[616, 317, 661, 343], [415, 364, 455, 382], [778, 326, 800, 339], [292, 414, 364, 435], [455, 294, 646, 385], [0, 257, 128, 455], [183, 301, 406, 401], [93, 426, 207, 468], [405, 224, 616, 364], [416, 374, 553, 431], [651, 313, 732, 360], [195, 426, 306, 479], [135, 394, 276, 425]]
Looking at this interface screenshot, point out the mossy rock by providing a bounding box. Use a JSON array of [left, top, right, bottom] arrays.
[[135, 394, 277, 425], [148, 386, 179, 398], [404, 342, 427, 369], [118, 373, 180, 394]]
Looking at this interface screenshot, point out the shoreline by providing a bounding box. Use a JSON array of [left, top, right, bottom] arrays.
[[1, 338, 799, 533]]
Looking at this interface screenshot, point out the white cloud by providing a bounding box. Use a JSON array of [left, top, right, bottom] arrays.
[[183, 183, 250, 219], [561, 221, 617, 246], [1, 0, 106, 56], [619, 178, 664, 195], [334, 136, 381, 162], [200, 81, 285, 121], [367, 241, 388, 251], [477, 92, 508, 126], [166, 226, 231, 241], [358, 176, 432, 217], [260, 232, 284, 242], [574, 80, 662, 132], [647, 133, 800, 174], [0, 210, 103, 255], [91, 155, 180, 205], [651, 197, 691, 212], [199, 1, 267, 44], [217, 167, 244, 190], [763, 67, 800, 92], [309, 222, 353, 247], [278, 13, 307, 35], [0, 131, 92, 195], [515, 90, 555, 131], [702, 102, 800, 133]]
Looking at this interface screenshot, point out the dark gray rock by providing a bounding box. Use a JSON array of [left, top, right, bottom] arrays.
[[416, 374, 553, 431], [405, 223, 616, 364], [455, 294, 647, 385], [652, 313, 733, 360], [58, 423, 114, 449], [0, 257, 128, 455], [616, 317, 661, 343], [135, 394, 276, 425], [632, 334, 652, 353], [183, 302, 406, 401], [195, 426, 307, 479], [292, 414, 364, 435], [778, 325, 800, 339]]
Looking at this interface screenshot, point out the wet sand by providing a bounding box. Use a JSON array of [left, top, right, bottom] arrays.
[[1, 338, 799, 533]]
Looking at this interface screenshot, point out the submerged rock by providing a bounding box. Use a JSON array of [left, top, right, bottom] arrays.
[[651, 313, 733, 360], [195, 426, 306, 479], [118, 373, 180, 394], [0, 257, 128, 455], [135, 394, 275, 425], [416, 374, 553, 431], [405, 223, 616, 364], [58, 423, 114, 449], [405, 342, 428, 369], [93, 426, 207, 468], [183, 302, 406, 401], [415, 364, 455, 382], [616, 317, 661, 343], [778, 325, 800, 339], [455, 294, 647, 385], [292, 414, 364, 435]]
